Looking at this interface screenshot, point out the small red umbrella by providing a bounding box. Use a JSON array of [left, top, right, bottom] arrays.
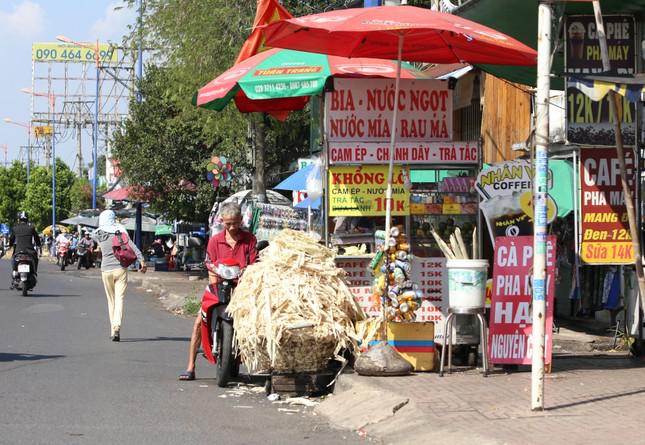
[[196, 47, 432, 116]]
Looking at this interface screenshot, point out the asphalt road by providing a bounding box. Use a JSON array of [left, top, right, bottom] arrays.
[[0, 258, 360, 445]]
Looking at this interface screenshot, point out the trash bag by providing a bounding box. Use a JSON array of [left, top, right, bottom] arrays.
[[354, 342, 412, 376]]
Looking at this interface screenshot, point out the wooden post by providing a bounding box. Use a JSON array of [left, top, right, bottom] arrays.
[[608, 91, 645, 316]]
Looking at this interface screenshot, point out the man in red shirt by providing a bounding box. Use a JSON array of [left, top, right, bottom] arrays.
[[179, 202, 257, 381]]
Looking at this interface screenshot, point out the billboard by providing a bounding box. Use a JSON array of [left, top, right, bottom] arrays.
[[32, 43, 119, 63]]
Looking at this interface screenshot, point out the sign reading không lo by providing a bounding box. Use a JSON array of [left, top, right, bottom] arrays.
[[325, 78, 452, 142], [328, 165, 409, 216]]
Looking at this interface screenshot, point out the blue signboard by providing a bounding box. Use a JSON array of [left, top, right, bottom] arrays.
[[0, 224, 10, 235]]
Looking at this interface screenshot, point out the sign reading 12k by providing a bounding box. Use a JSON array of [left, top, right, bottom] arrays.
[[325, 78, 452, 142]]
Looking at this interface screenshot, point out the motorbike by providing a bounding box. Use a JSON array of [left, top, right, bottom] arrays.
[[57, 241, 71, 271], [200, 258, 242, 388], [76, 243, 92, 270], [11, 251, 37, 296]]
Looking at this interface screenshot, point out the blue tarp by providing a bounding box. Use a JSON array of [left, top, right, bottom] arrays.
[[295, 196, 321, 209], [274, 163, 320, 191]]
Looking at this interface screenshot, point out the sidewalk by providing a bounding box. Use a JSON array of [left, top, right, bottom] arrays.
[[68, 264, 645, 444]]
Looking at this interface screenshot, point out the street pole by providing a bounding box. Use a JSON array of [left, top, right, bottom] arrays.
[[531, 1, 551, 411], [92, 40, 99, 209], [27, 124, 31, 183], [51, 94, 57, 257], [134, 0, 144, 250]]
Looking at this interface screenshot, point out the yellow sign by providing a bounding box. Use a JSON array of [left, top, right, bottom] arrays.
[[32, 43, 118, 63], [328, 165, 410, 216], [33, 126, 52, 138]]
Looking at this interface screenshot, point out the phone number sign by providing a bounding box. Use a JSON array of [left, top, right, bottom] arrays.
[[32, 43, 118, 63]]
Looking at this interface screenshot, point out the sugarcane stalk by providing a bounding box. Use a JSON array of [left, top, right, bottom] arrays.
[[455, 227, 469, 260]]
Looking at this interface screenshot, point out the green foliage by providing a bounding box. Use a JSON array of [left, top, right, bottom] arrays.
[[0, 161, 28, 225], [113, 0, 327, 222], [68, 178, 92, 214], [22, 160, 76, 230], [182, 297, 201, 316]]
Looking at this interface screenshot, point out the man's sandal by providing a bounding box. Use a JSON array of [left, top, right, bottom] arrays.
[[178, 371, 195, 381]]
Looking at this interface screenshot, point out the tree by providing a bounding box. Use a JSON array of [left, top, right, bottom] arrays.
[[0, 161, 28, 225], [22, 159, 76, 230], [113, 0, 319, 221]]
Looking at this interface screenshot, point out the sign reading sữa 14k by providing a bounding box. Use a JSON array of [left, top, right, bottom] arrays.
[[488, 236, 556, 365], [580, 147, 635, 264], [328, 165, 409, 216], [325, 78, 452, 142]]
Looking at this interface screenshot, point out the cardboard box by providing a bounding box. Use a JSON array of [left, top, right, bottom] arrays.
[[366, 322, 435, 371]]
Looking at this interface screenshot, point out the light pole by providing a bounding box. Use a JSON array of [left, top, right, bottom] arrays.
[[3, 118, 32, 182], [56, 35, 100, 209], [21, 88, 56, 254]]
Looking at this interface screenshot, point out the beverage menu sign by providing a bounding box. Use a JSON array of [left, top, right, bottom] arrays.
[[337, 256, 448, 342], [488, 236, 555, 365], [325, 78, 452, 142], [565, 15, 637, 146], [565, 15, 635, 75], [579, 147, 635, 264]]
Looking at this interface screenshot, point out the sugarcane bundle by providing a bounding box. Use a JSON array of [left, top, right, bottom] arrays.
[[227, 229, 365, 373]]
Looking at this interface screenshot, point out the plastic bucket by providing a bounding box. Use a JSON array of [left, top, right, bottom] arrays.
[[446, 259, 489, 310]]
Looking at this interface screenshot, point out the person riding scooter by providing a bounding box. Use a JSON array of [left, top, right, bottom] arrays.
[[178, 202, 257, 381], [9, 211, 41, 274], [77, 231, 94, 269]]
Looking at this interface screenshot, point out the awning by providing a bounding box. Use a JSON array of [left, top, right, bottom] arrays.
[[295, 196, 321, 210], [60, 215, 99, 227], [454, 0, 645, 88], [274, 163, 321, 191]]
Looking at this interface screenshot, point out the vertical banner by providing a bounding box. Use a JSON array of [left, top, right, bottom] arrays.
[[579, 147, 635, 264], [488, 236, 556, 365]]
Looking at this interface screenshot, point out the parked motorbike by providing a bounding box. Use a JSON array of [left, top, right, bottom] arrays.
[[11, 251, 37, 296], [200, 258, 242, 388], [57, 241, 71, 271]]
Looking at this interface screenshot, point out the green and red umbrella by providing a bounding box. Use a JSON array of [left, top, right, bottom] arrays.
[[195, 48, 431, 115]]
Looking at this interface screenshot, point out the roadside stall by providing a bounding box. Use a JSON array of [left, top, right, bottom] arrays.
[[325, 77, 482, 367]]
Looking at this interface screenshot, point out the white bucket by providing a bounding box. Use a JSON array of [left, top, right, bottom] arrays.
[[446, 259, 489, 310]]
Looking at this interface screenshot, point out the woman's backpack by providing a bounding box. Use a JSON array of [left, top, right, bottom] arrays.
[[112, 230, 137, 267]]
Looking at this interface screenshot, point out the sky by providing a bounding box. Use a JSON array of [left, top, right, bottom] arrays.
[[0, 0, 136, 170]]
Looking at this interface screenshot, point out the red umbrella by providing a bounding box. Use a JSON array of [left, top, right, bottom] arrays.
[[262, 6, 536, 65], [263, 6, 537, 239]]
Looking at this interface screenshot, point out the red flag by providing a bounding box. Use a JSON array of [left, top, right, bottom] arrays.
[[235, 0, 292, 64]]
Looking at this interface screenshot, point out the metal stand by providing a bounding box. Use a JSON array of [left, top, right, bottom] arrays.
[[439, 307, 488, 377]]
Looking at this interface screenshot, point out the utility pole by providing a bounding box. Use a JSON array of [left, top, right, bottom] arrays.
[[76, 99, 84, 178], [531, 1, 551, 412], [0, 144, 7, 167]]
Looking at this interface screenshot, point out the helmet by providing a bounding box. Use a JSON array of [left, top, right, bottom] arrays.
[[18, 211, 28, 222]]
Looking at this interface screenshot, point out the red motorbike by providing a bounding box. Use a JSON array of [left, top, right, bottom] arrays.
[[57, 240, 71, 271], [200, 258, 242, 388]]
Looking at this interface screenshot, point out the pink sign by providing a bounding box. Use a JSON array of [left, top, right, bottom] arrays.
[[325, 78, 452, 142], [488, 236, 556, 365]]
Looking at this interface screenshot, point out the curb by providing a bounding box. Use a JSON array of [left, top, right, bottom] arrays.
[[316, 373, 502, 445]]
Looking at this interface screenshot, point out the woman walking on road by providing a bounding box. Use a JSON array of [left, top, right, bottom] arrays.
[[94, 210, 147, 341]]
